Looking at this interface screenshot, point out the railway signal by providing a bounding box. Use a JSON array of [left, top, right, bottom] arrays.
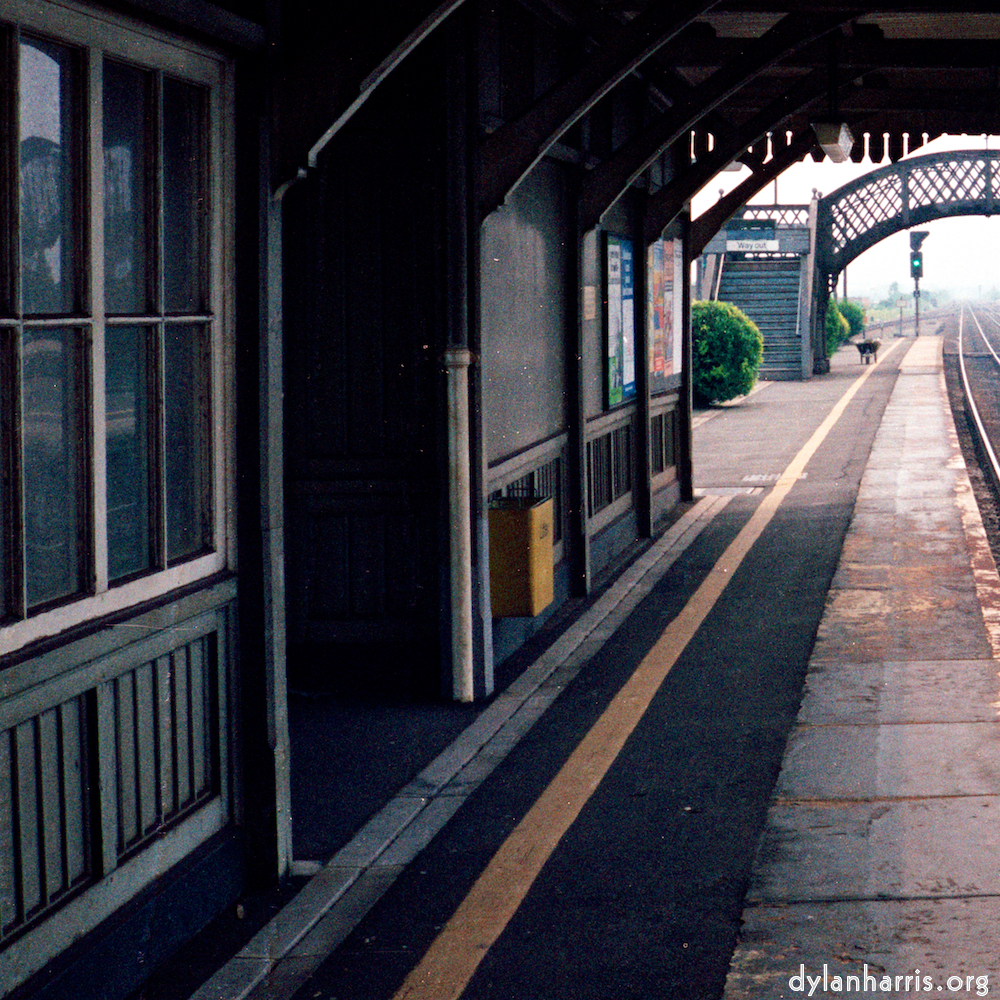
[[909, 230, 928, 335]]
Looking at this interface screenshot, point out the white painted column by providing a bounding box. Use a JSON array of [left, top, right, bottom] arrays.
[[443, 346, 476, 702], [265, 193, 292, 876]]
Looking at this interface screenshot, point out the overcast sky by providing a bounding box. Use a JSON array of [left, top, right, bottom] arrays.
[[691, 134, 1000, 301]]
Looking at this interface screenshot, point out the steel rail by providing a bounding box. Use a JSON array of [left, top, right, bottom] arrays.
[[958, 304, 1000, 497]]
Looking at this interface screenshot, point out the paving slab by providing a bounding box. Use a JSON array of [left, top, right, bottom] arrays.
[[774, 722, 1000, 800], [812, 585, 993, 662], [726, 336, 1000, 999], [797, 659, 1000, 725], [746, 796, 1000, 902], [726, 897, 1000, 1000]]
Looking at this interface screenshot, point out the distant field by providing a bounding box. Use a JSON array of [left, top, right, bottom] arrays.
[[866, 306, 910, 325]]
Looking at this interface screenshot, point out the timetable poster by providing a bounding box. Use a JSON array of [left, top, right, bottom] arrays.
[[606, 235, 636, 406], [671, 238, 684, 376], [607, 239, 622, 405], [647, 237, 683, 390], [648, 240, 668, 381]]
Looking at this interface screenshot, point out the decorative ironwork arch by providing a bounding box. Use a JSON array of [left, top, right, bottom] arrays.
[[816, 150, 1000, 282]]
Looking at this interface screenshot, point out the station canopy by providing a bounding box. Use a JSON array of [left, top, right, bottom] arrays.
[[276, 4, 1000, 242]]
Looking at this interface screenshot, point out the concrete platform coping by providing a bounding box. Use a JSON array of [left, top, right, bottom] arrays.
[[725, 334, 1000, 999]]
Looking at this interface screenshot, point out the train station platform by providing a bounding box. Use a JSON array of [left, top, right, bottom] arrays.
[[724, 332, 1000, 999], [138, 330, 1000, 1000]]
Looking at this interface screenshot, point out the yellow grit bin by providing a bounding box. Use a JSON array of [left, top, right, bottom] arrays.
[[488, 497, 554, 618]]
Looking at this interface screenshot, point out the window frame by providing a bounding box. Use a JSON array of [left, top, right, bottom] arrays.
[[0, 0, 234, 657]]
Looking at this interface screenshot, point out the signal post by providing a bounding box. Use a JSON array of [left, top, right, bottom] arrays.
[[910, 230, 928, 335]]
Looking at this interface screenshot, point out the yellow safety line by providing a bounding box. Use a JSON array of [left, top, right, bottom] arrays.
[[393, 340, 905, 1000]]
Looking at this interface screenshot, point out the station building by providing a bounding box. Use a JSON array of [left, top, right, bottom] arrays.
[[0, 2, 991, 997]]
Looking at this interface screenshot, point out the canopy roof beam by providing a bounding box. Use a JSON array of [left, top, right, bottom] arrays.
[[475, 0, 717, 223], [578, 10, 859, 232], [688, 130, 821, 257], [272, 0, 468, 194], [642, 66, 858, 243]]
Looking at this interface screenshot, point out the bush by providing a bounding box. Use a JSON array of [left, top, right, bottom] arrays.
[[825, 299, 850, 355], [691, 300, 763, 405], [837, 299, 866, 339]]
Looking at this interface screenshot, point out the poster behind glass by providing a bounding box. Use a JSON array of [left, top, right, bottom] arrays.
[[606, 235, 635, 406], [647, 238, 684, 393]]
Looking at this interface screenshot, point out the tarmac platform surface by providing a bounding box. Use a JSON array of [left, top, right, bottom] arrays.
[[136, 331, 1000, 1000]]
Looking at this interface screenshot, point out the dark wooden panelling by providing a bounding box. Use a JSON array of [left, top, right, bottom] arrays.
[[0, 591, 230, 958], [283, 71, 444, 474], [286, 489, 437, 629], [283, 37, 449, 665], [295, 513, 348, 621], [1, 699, 93, 940], [500, 0, 534, 120], [479, 3, 502, 122]]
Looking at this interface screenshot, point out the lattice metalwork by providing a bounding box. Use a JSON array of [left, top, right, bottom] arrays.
[[908, 158, 989, 209], [818, 151, 1000, 280], [829, 173, 904, 252], [738, 205, 810, 227]]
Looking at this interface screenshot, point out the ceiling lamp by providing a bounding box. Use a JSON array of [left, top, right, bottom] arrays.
[[814, 32, 854, 163], [812, 121, 855, 162]]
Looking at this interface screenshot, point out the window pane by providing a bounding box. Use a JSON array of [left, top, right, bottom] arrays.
[[23, 328, 82, 606], [106, 326, 150, 581], [20, 38, 78, 315], [163, 79, 205, 314], [103, 60, 151, 315], [164, 325, 209, 561]]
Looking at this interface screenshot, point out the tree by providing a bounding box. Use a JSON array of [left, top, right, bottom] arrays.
[[826, 298, 851, 355], [837, 299, 866, 339], [691, 300, 763, 405], [879, 281, 901, 309]]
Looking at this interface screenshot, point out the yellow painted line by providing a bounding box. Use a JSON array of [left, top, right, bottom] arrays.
[[393, 340, 904, 1000]]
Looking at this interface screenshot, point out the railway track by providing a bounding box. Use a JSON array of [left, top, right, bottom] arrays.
[[955, 305, 1000, 495], [943, 304, 1000, 564]]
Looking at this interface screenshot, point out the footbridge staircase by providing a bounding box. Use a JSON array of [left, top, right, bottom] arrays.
[[699, 206, 815, 380]]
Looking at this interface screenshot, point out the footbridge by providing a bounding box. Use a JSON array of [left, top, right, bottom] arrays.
[[816, 149, 1000, 289], [722, 149, 1000, 374], [706, 151, 1000, 377]]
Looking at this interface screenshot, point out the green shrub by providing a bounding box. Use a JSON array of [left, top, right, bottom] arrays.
[[691, 300, 763, 405], [837, 299, 866, 339], [825, 299, 850, 355]]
